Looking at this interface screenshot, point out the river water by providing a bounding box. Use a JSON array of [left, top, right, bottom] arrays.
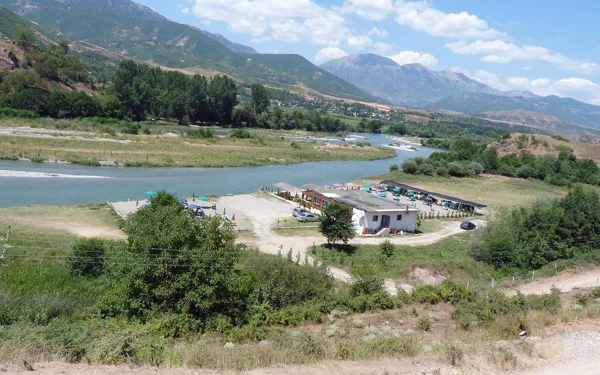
[[0, 133, 437, 207]]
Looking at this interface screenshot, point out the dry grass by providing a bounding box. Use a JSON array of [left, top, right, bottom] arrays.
[[359, 171, 566, 211]]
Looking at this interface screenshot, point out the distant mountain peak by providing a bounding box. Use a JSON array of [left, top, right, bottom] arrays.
[[320, 53, 500, 106], [321, 53, 398, 67]]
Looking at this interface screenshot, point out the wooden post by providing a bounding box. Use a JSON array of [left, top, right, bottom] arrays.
[[0, 225, 11, 262]]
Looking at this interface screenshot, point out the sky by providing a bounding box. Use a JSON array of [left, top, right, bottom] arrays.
[[136, 0, 600, 105]]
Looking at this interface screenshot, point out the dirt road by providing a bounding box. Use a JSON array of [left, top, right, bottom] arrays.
[[517, 268, 600, 295], [216, 194, 483, 292]]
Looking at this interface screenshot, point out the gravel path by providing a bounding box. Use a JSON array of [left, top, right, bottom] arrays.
[[517, 268, 600, 295]]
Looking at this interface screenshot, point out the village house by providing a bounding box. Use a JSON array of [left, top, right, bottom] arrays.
[[302, 184, 420, 235]]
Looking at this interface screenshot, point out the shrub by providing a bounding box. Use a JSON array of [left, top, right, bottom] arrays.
[[380, 240, 394, 258], [68, 238, 107, 277], [187, 128, 214, 139], [401, 160, 418, 174], [418, 163, 435, 175], [447, 162, 465, 177], [290, 141, 301, 149], [415, 317, 431, 331], [230, 129, 253, 139], [389, 164, 399, 172]]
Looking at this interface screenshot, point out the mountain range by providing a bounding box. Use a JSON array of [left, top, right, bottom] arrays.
[[0, 0, 376, 102], [1, 0, 599, 132], [321, 53, 600, 131]]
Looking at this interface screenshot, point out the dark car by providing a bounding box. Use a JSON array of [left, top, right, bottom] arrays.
[[460, 221, 477, 230]]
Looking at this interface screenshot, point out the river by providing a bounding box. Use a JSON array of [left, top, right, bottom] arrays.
[[0, 133, 437, 207]]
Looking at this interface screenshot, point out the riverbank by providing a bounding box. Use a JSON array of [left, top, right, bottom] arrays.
[[0, 120, 396, 168]]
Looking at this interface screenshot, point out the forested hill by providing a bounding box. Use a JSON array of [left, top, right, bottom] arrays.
[[0, 0, 378, 102]]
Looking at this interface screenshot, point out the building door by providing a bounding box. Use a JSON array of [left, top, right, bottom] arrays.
[[381, 215, 391, 228]]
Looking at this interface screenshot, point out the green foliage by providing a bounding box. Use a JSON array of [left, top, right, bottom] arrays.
[[415, 317, 431, 331], [187, 128, 214, 139], [251, 83, 270, 115], [380, 240, 394, 258], [68, 238, 107, 277], [319, 202, 356, 246], [401, 160, 418, 174], [13, 27, 36, 49], [98, 190, 252, 325], [389, 164, 399, 172], [469, 186, 600, 273], [230, 129, 253, 139]]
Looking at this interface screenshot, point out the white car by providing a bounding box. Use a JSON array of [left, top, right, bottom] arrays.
[[297, 212, 319, 222], [293, 207, 308, 217]]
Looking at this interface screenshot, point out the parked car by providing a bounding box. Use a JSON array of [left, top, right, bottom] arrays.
[[293, 207, 307, 217], [460, 221, 477, 230], [297, 212, 319, 222]]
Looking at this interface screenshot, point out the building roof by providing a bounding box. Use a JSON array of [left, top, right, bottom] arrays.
[[380, 180, 487, 208], [302, 183, 325, 191], [272, 182, 302, 197], [315, 188, 417, 212]]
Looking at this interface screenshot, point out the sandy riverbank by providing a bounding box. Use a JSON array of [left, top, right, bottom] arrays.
[[0, 170, 111, 179]]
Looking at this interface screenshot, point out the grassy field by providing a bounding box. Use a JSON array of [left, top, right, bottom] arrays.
[[0, 119, 395, 167], [359, 171, 567, 211]]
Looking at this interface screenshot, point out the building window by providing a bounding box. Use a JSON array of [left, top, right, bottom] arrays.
[[396, 215, 403, 221], [373, 215, 379, 222], [315, 197, 321, 204], [323, 201, 329, 208]]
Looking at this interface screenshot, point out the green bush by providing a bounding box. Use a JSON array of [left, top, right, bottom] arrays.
[[389, 164, 399, 172], [415, 317, 431, 331], [187, 128, 214, 139], [230, 129, 253, 139], [68, 238, 107, 277]]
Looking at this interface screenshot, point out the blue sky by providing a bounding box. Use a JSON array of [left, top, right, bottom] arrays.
[[137, 0, 600, 105]]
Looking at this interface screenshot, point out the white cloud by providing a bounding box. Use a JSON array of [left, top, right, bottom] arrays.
[[446, 40, 600, 74], [394, 0, 508, 40], [189, 0, 351, 47], [374, 41, 392, 54], [388, 51, 438, 68], [347, 35, 373, 50], [314, 47, 347, 64], [181, 7, 190, 14], [367, 27, 388, 39], [451, 67, 600, 105], [338, 0, 394, 21]]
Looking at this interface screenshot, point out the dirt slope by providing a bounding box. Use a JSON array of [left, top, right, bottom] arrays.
[[490, 133, 600, 163]]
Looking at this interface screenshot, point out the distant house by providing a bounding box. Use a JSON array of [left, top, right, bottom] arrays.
[[303, 185, 419, 235]]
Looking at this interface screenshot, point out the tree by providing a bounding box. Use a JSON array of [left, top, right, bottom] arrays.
[[401, 160, 418, 174], [389, 164, 399, 172], [99, 190, 253, 325], [319, 202, 355, 247], [68, 238, 107, 277], [13, 28, 36, 49], [380, 240, 394, 258], [251, 83, 270, 115], [209, 75, 237, 124]]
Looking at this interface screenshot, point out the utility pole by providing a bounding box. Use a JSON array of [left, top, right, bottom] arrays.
[[0, 225, 11, 263]]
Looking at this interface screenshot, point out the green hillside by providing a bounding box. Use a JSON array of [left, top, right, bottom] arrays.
[[0, 0, 378, 102]]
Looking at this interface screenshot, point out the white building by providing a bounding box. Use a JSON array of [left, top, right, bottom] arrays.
[[322, 190, 420, 235]]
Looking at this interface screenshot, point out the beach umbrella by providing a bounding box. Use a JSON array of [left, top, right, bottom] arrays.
[[170, 191, 178, 195], [199, 196, 209, 201], [378, 192, 387, 197], [145, 191, 157, 196], [188, 203, 198, 209], [140, 204, 149, 208], [178, 197, 188, 203]]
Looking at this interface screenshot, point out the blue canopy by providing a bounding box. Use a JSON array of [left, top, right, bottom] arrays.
[[140, 204, 149, 208], [145, 191, 157, 196], [188, 203, 198, 209], [170, 191, 178, 195], [178, 197, 188, 203]]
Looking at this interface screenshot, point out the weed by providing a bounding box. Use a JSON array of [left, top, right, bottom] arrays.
[[415, 317, 431, 332]]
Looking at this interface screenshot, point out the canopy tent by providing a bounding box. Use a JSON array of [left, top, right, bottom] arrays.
[[199, 197, 209, 201], [392, 187, 401, 193], [140, 204, 149, 208], [378, 192, 387, 197], [178, 197, 188, 203], [170, 191, 178, 195], [188, 203, 198, 209], [145, 191, 157, 196]]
